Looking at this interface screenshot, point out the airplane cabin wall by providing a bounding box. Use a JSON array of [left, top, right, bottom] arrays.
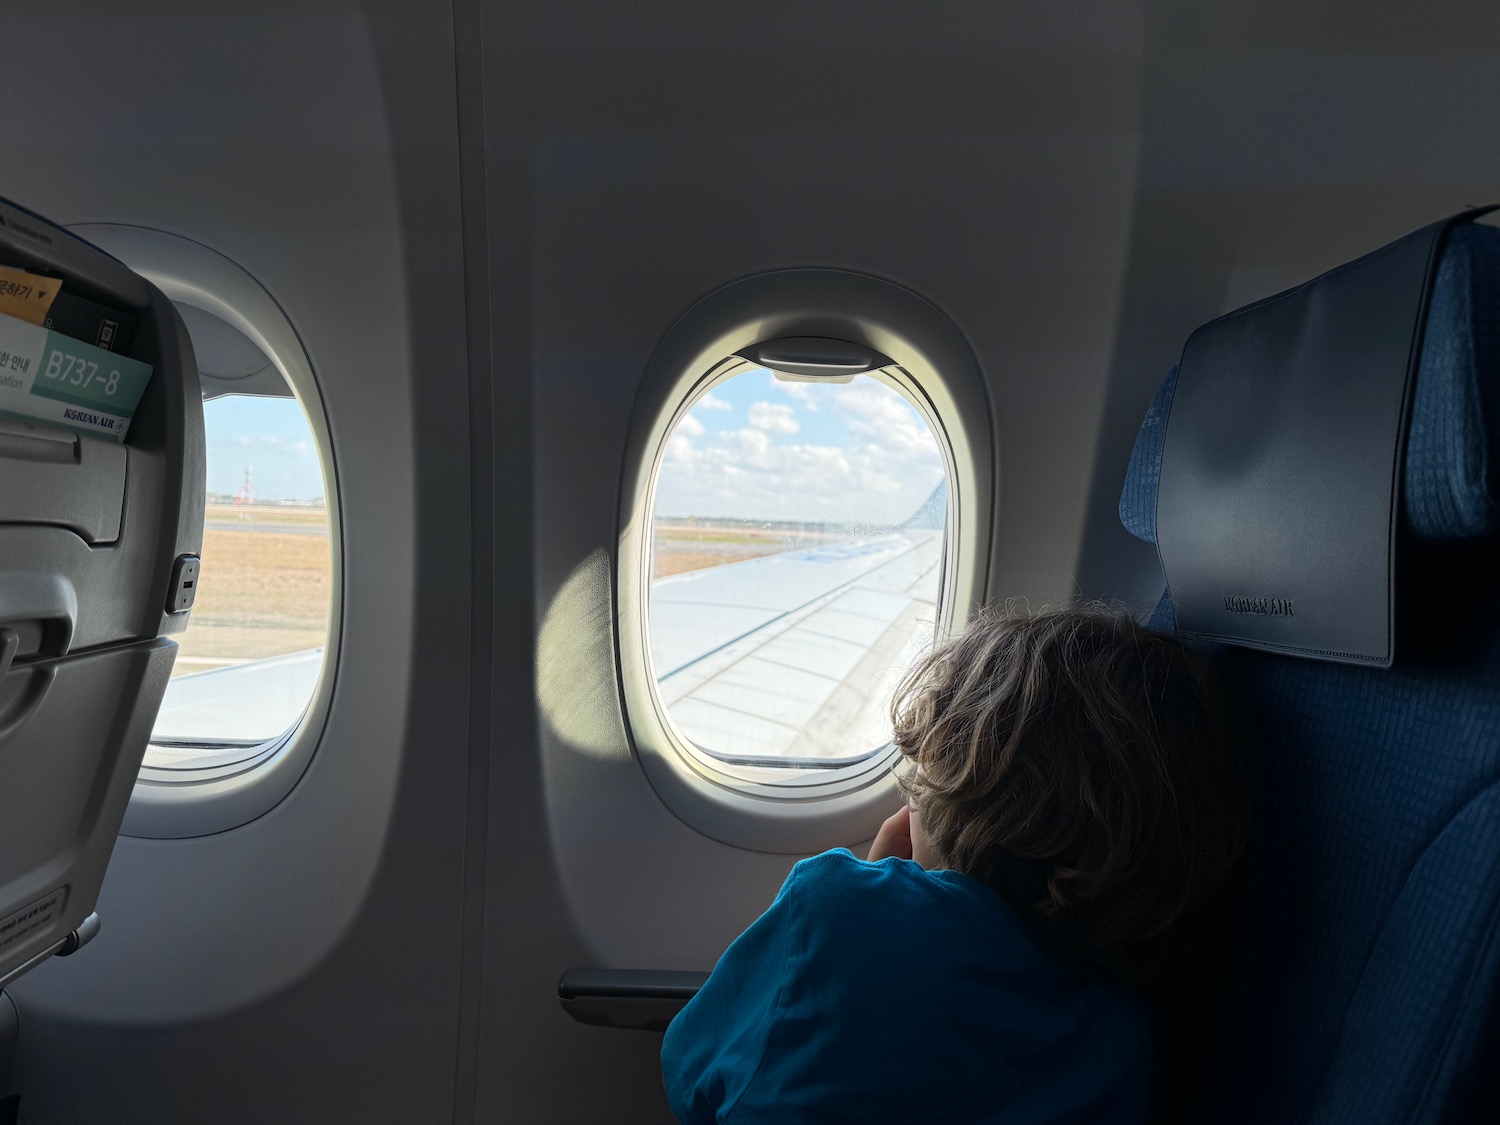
[[3, 6, 475, 1122], [0, 2, 1497, 1123]]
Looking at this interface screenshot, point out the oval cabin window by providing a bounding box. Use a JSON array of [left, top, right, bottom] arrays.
[[145, 390, 333, 768], [647, 365, 950, 771]]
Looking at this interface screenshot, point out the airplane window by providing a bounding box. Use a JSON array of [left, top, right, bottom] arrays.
[[144, 393, 332, 768], [648, 366, 949, 771]]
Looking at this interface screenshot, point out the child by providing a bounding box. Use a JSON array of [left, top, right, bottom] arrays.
[[661, 605, 1248, 1124]]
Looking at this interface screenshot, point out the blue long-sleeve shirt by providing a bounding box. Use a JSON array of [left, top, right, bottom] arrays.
[[662, 849, 1150, 1124]]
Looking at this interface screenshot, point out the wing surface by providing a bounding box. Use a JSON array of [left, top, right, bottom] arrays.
[[651, 530, 942, 762]]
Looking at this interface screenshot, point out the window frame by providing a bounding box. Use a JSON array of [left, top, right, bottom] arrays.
[[69, 224, 342, 840], [617, 269, 992, 854]]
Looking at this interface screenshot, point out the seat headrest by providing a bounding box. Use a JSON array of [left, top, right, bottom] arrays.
[[1122, 222, 1500, 547], [1118, 214, 1499, 665]]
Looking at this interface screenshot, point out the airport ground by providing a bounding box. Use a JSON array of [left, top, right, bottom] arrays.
[[172, 503, 332, 676], [172, 507, 821, 675], [650, 519, 845, 577]]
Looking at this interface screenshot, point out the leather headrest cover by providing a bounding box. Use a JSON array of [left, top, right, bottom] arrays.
[[1123, 209, 1495, 666], [1122, 222, 1499, 550]]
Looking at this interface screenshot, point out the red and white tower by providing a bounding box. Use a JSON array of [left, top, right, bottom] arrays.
[[233, 465, 255, 506]]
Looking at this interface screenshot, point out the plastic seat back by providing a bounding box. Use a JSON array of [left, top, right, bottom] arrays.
[[0, 198, 202, 989]]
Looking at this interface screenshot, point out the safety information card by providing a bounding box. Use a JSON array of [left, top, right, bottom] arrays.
[[0, 308, 152, 442]]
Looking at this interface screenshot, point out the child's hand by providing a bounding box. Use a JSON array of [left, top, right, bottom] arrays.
[[867, 804, 914, 862]]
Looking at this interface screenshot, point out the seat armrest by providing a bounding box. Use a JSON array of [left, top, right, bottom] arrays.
[[557, 968, 709, 1032]]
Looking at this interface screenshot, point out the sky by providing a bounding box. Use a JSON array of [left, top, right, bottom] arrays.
[[204, 395, 324, 501], [201, 370, 950, 517], [654, 368, 946, 525]]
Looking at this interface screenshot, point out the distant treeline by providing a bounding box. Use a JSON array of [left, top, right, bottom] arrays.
[[206, 494, 328, 508], [654, 515, 895, 535]]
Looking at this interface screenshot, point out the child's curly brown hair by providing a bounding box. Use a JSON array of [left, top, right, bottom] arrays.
[[892, 604, 1248, 952]]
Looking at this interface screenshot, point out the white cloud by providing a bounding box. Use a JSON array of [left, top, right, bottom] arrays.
[[836, 385, 940, 461], [747, 402, 800, 434], [696, 392, 731, 411], [676, 414, 705, 438], [774, 381, 821, 411], [727, 427, 773, 457], [654, 377, 945, 524], [230, 434, 314, 457], [657, 437, 858, 521]]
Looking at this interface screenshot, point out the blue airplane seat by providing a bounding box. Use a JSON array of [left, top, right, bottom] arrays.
[[1119, 218, 1500, 1123]]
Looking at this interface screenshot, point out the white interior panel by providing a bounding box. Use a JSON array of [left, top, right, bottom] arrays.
[[2, 6, 473, 1122]]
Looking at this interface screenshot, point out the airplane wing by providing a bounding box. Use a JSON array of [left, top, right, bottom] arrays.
[[148, 649, 324, 755], [650, 529, 942, 765]]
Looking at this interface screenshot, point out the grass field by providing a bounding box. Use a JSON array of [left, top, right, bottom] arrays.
[[206, 502, 329, 527], [172, 503, 331, 676], [652, 519, 849, 578]]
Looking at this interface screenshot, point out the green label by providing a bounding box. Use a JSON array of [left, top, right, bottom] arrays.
[[28, 331, 152, 415]]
